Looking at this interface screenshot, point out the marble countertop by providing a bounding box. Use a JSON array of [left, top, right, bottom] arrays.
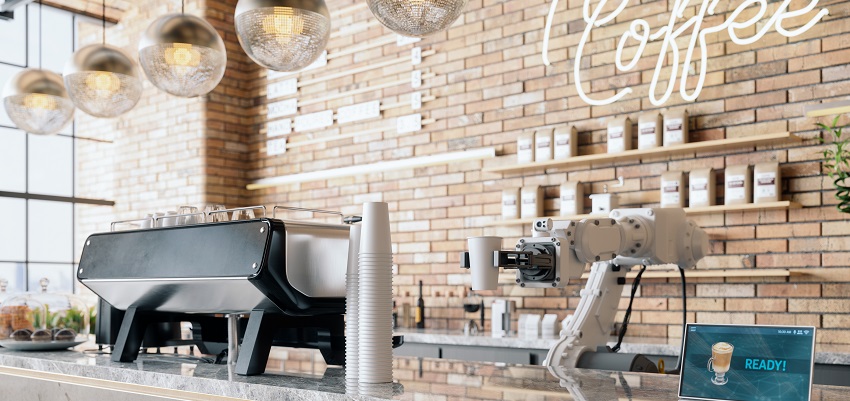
[[397, 329, 850, 365], [0, 345, 848, 400]]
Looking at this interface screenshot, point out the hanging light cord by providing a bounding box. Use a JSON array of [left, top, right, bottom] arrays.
[[38, 0, 42, 69], [182, 0, 185, 14], [102, 0, 106, 45]]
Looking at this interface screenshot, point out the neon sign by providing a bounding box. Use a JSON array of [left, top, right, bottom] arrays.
[[542, 0, 829, 106]]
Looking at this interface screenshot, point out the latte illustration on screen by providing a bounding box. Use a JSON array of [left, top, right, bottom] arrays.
[[707, 342, 734, 385]]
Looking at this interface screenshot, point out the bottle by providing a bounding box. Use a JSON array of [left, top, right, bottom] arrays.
[[402, 303, 412, 328], [391, 300, 398, 330], [415, 280, 425, 329]]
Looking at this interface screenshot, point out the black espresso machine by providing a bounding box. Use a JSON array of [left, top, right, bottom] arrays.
[[78, 206, 357, 376]]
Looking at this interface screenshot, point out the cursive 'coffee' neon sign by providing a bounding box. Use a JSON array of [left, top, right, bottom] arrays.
[[542, 0, 829, 106]]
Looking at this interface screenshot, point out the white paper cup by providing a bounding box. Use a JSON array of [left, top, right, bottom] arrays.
[[360, 202, 392, 254], [358, 269, 392, 275], [359, 267, 391, 271], [468, 236, 502, 291], [358, 257, 393, 262], [347, 225, 362, 275]]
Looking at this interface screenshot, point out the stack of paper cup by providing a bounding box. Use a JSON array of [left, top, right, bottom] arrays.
[[345, 225, 361, 389], [358, 202, 394, 384]]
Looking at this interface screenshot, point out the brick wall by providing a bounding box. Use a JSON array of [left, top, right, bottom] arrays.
[[248, 0, 850, 346], [73, 0, 256, 253], [73, 0, 850, 347]]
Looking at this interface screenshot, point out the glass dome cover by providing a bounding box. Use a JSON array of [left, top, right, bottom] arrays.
[[234, 0, 331, 72], [64, 44, 142, 118], [367, 0, 468, 38], [1, 68, 75, 135], [0, 278, 90, 344], [138, 13, 227, 98]]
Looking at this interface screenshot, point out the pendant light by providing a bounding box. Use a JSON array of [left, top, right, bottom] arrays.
[[234, 0, 331, 72], [138, 0, 226, 97], [64, 0, 141, 118], [2, 1, 75, 135], [367, 0, 468, 38]]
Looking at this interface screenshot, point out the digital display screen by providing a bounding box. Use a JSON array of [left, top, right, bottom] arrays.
[[678, 324, 815, 401]]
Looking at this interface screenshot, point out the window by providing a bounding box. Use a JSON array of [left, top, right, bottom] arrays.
[[0, 4, 114, 295]]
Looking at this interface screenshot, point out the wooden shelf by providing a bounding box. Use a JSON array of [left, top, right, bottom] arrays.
[[684, 200, 801, 215], [248, 147, 495, 189], [805, 100, 850, 118], [481, 201, 801, 227], [483, 132, 802, 174]]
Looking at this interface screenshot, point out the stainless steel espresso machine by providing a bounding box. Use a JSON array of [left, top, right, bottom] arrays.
[[78, 206, 361, 376]]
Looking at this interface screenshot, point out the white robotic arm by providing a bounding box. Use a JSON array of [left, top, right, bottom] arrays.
[[463, 208, 709, 373]]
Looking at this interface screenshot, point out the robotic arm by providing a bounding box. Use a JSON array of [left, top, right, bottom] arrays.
[[462, 208, 709, 373]]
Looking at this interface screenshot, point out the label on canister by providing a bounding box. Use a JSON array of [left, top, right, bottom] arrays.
[[662, 180, 680, 206], [756, 172, 777, 198], [639, 122, 657, 147], [665, 118, 684, 143]]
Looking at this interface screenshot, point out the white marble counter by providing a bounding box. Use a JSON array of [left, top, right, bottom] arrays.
[[0, 343, 848, 400]]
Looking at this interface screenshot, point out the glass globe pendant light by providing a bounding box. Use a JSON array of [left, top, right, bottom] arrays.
[[1, 1, 74, 135], [64, 0, 141, 118], [138, 0, 226, 97], [2, 70, 75, 135], [234, 0, 331, 72], [367, 0, 468, 38]]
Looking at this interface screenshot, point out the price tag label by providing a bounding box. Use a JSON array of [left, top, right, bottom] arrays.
[[337, 100, 381, 124], [410, 92, 422, 110], [267, 119, 292, 137], [268, 78, 298, 99], [295, 110, 334, 132], [268, 99, 298, 119], [411, 70, 422, 88], [411, 47, 422, 65], [266, 137, 287, 156], [397, 114, 422, 134]]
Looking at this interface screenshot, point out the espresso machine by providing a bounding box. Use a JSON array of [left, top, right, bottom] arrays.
[[80, 206, 357, 376]]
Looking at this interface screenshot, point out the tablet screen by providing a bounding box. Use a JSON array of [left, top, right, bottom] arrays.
[[678, 324, 815, 401]]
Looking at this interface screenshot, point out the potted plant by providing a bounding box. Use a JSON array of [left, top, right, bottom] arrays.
[[817, 115, 850, 213]]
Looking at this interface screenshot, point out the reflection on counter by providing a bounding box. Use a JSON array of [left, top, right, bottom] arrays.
[[395, 329, 850, 387]]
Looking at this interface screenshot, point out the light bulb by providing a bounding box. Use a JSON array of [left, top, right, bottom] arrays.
[[163, 43, 201, 76], [85, 71, 121, 95], [23, 93, 57, 111], [261, 8, 305, 45]]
